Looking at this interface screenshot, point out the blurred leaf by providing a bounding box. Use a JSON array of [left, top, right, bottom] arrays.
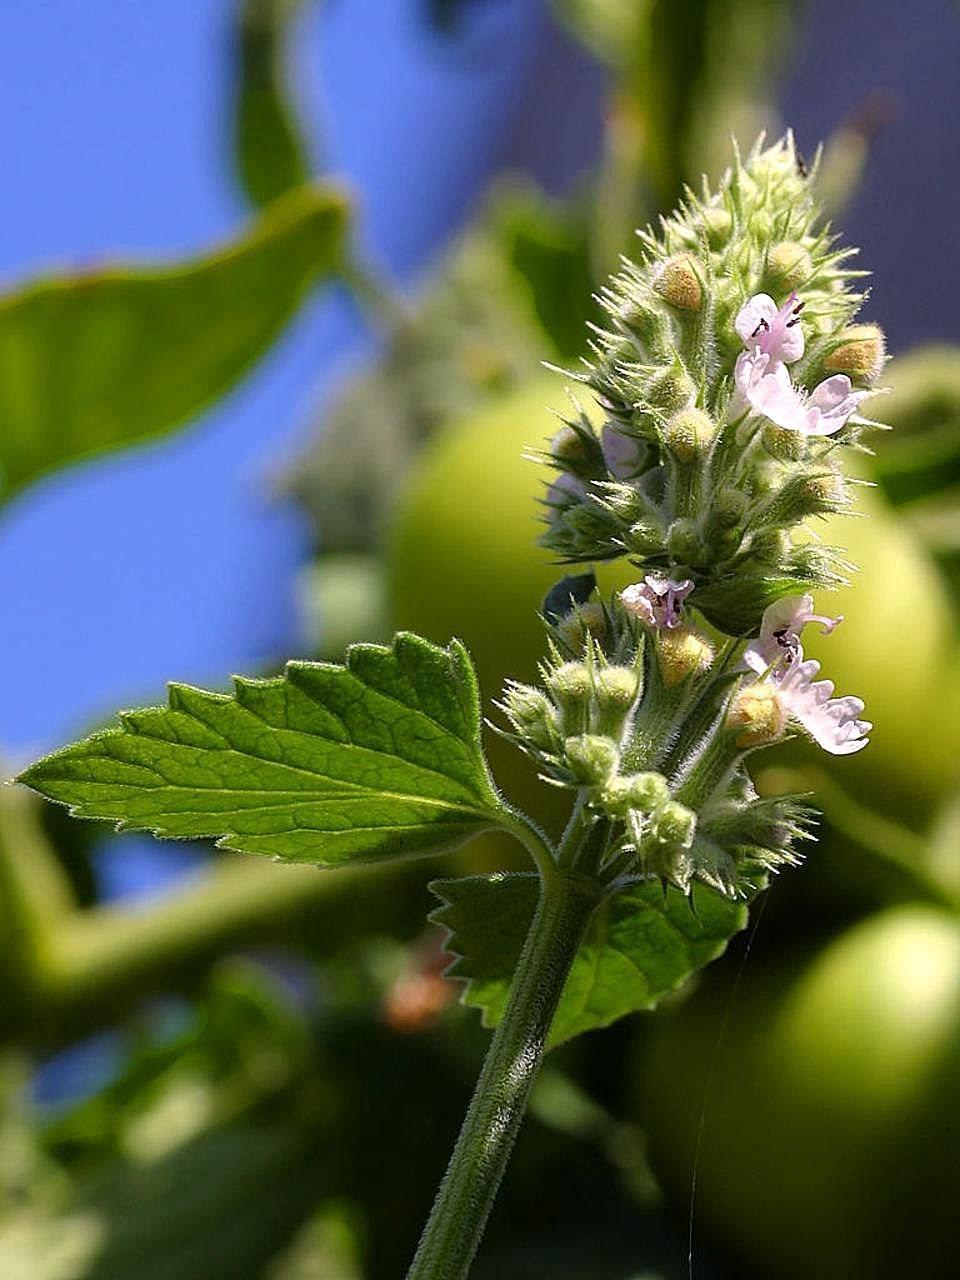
[[20, 634, 509, 867], [870, 345, 960, 507], [232, 0, 312, 208], [493, 187, 595, 361], [0, 184, 349, 500], [431, 872, 752, 1047]]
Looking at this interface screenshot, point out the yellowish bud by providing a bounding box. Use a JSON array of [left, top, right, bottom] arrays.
[[654, 254, 703, 312], [556, 602, 607, 651], [665, 407, 718, 463], [765, 240, 813, 292], [762, 422, 806, 461], [726, 683, 788, 748], [657, 626, 715, 688], [824, 324, 886, 383]]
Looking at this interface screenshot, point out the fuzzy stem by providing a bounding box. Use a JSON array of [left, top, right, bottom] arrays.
[[406, 869, 602, 1280]]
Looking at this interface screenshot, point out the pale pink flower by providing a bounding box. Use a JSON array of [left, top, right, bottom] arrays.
[[742, 596, 869, 755], [620, 574, 694, 629], [734, 353, 870, 436], [743, 594, 843, 674], [735, 291, 805, 365], [772, 653, 871, 755]]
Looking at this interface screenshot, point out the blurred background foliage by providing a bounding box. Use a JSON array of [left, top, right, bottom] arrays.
[[1, 1, 960, 1277]]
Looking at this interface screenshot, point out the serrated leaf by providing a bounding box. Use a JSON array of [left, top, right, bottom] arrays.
[[0, 183, 348, 499], [19, 634, 507, 867], [231, 0, 312, 208], [431, 872, 753, 1046]]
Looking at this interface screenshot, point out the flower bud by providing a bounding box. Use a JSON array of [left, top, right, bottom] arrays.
[[556, 602, 607, 652], [594, 665, 641, 711], [502, 684, 559, 750], [549, 425, 596, 473], [762, 422, 806, 461], [645, 364, 696, 412], [564, 734, 620, 786], [823, 324, 886, 384], [667, 517, 705, 565], [702, 205, 733, 248], [547, 661, 592, 710], [617, 299, 665, 348], [725, 682, 788, 748], [650, 800, 697, 849], [654, 254, 703, 312], [710, 487, 747, 530], [626, 520, 666, 555], [600, 769, 670, 818], [657, 626, 715, 687], [764, 240, 813, 292], [665, 407, 718, 463]]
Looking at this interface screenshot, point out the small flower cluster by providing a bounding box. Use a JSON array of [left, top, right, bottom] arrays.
[[499, 586, 813, 895], [507, 137, 883, 898], [539, 135, 887, 635]]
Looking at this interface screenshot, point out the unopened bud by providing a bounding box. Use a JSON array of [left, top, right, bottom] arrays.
[[665, 407, 718, 463], [627, 520, 666, 555], [645, 364, 695, 413], [547, 661, 591, 708], [725, 682, 788, 748], [702, 205, 733, 248], [762, 423, 806, 461], [600, 769, 670, 818], [657, 626, 715, 687], [667, 517, 704, 565], [764, 241, 813, 292], [550, 425, 602, 477], [654, 254, 703, 312], [824, 324, 886, 384], [749, 210, 773, 241], [556, 602, 608, 652], [564, 734, 620, 786], [594, 665, 641, 711], [650, 801, 697, 849], [711, 487, 747, 529], [617, 299, 664, 348], [503, 685, 559, 750]]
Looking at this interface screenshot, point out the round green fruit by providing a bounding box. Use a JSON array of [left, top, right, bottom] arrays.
[[641, 904, 960, 1280]]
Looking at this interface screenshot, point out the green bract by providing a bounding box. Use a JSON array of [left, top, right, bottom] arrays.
[[19, 634, 506, 867]]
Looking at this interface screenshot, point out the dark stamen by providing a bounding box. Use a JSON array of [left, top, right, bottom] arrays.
[[751, 318, 771, 338]]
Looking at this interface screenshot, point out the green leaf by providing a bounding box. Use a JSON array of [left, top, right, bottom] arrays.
[[0, 183, 348, 499], [18, 634, 507, 867], [431, 871, 753, 1046], [231, 0, 313, 208]]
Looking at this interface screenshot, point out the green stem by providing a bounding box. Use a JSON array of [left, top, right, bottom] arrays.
[[406, 869, 602, 1280]]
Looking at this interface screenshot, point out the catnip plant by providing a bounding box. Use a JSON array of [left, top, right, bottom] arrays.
[[18, 136, 886, 1279]]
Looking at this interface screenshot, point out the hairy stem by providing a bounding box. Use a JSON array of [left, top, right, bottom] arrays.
[[406, 869, 602, 1280]]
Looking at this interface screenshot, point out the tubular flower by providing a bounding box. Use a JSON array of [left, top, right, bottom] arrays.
[[740, 596, 869, 755], [620, 575, 694, 629], [768, 652, 871, 755], [743, 593, 842, 674], [735, 291, 805, 365], [733, 291, 872, 436]]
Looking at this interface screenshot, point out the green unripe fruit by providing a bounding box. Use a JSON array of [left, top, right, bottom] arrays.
[[654, 254, 703, 312], [710, 487, 748, 530], [665, 407, 718, 463], [594, 665, 641, 710], [625, 771, 671, 811], [667, 517, 705, 565], [824, 324, 887, 384], [626, 520, 666, 556], [564, 734, 621, 785], [765, 240, 813, 292], [549, 425, 595, 471]]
